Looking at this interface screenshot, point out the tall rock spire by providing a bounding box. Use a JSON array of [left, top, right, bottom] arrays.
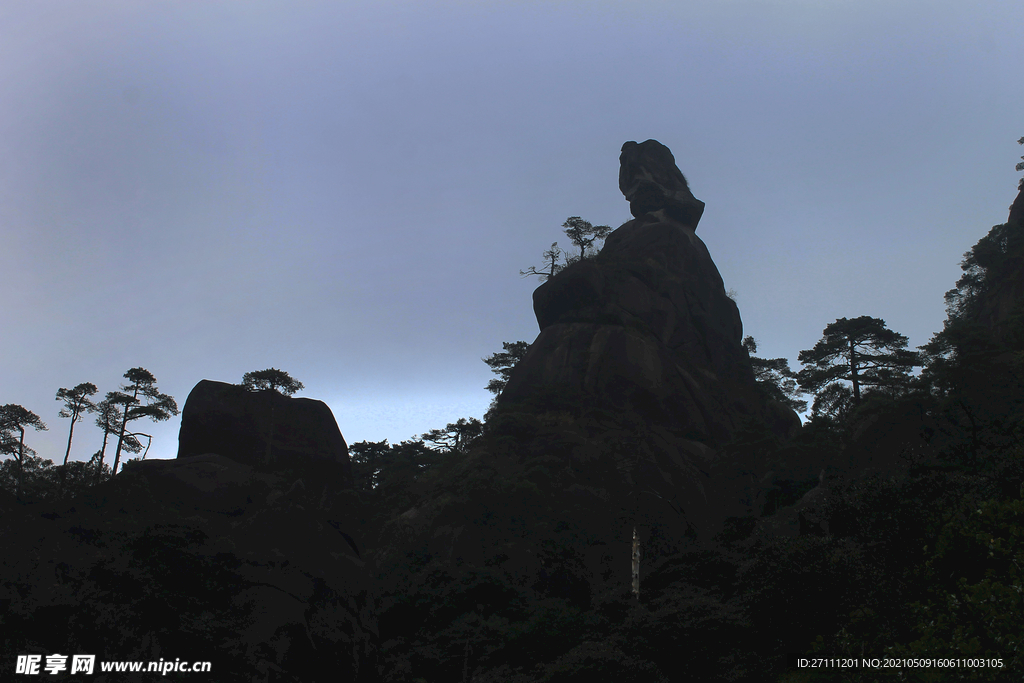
[[492, 139, 799, 538], [500, 140, 798, 446]]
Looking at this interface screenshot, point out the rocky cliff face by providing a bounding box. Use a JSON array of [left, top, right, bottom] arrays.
[[500, 140, 797, 448], [1009, 182, 1024, 229], [972, 184, 1024, 347], [389, 140, 802, 577]]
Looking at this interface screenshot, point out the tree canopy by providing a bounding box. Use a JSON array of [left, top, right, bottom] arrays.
[[483, 341, 531, 397], [560, 216, 612, 262], [91, 396, 141, 483], [916, 223, 1024, 460], [420, 417, 483, 454], [56, 382, 98, 467], [241, 368, 305, 396], [0, 404, 48, 499], [941, 221, 1023, 328], [797, 316, 921, 404], [742, 336, 807, 413], [0, 404, 48, 459], [482, 340, 531, 419]]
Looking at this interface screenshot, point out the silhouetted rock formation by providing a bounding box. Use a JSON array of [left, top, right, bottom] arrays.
[[178, 379, 352, 487], [1, 453, 379, 681], [618, 139, 705, 228], [502, 140, 796, 449], [1009, 183, 1024, 229], [458, 140, 800, 550], [363, 145, 808, 674]]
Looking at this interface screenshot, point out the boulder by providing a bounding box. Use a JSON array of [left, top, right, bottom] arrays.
[[177, 380, 352, 488], [619, 139, 705, 228]]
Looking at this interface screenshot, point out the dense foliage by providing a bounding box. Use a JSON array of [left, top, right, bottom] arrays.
[[743, 335, 808, 413], [796, 316, 921, 404], [240, 368, 305, 396]]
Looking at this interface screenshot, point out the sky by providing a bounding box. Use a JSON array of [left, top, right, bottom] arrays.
[[2, 1, 1023, 467]]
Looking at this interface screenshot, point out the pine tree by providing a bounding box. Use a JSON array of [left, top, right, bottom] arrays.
[[240, 368, 304, 396], [743, 336, 807, 413], [106, 368, 177, 478], [56, 383, 98, 468], [797, 317, 920, 404], [0, 404, 48, 499]]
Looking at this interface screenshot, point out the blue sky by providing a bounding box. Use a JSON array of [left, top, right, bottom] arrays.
[[2, 1, 1022, 466]]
